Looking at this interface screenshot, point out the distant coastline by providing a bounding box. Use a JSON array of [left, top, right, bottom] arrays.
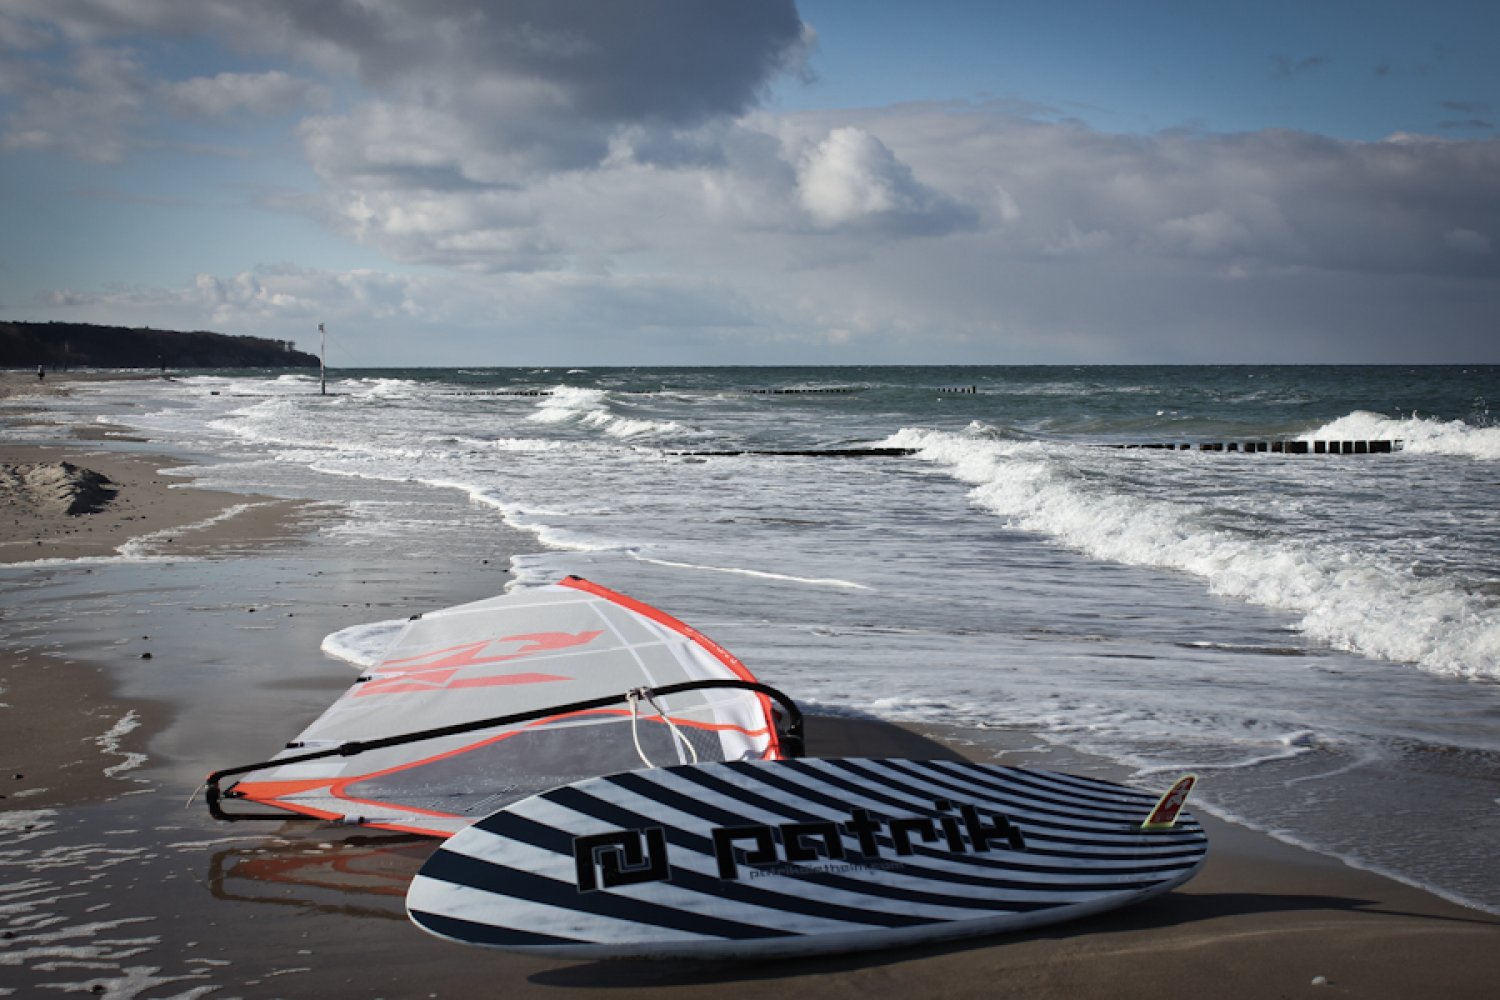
[[1, 320, 320, 369]]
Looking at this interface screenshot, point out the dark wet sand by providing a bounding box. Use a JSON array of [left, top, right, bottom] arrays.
[[3, 372, 1498, 998]]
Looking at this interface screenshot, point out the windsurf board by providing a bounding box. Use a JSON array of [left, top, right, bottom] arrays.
[[406, 757, 1206, 960]]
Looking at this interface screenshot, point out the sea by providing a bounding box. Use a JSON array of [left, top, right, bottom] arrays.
[[8, 364, 1500, 914]]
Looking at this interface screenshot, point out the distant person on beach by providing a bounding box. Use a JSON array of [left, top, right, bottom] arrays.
[[37, 365, 44, 380]]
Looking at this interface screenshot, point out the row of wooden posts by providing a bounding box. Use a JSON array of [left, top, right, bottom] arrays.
[[1113, 440, 1400, 453]]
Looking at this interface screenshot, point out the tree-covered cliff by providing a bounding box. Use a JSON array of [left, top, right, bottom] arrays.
[[2, 321, 321, 369]]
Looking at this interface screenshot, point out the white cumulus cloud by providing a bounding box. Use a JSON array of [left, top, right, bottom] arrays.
[[797, 126, 969, 234]]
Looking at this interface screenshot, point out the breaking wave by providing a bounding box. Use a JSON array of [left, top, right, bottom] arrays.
[[888, 425, 1500, 681], [527, 386, 698, 440], [1303, 410, 1500, 460]]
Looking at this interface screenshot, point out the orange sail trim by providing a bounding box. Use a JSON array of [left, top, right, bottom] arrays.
[[558, 575, 785, 758], [558, 577, 756, 680]]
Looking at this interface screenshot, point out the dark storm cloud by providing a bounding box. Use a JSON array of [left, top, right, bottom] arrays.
[[279, 0, 809, 125], [278, 1, 812, 182], [2, 1, 810, 171], [3, 1, 809, 125]]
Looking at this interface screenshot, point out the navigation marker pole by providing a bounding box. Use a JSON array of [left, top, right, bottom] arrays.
[[319, 322, 327, 396]]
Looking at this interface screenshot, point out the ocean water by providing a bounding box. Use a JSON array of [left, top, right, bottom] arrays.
[[8, 364, 1500, 912]]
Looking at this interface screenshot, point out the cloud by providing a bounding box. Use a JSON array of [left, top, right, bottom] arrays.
[[1439, 117, 1495, 132], [1436, 101, 1495, 132], [0, 8, 55, 49], [796, 126, 974, 234], [280, 0, 813, 200], [29, 262, 775, 364], [0, 44, 148, 162], [1441, 100, 1492, 114], [1271, 54, 1328, 79], [161, 70, 329, 117], [879, 111, 1500, 280], [191, 264, 429, 327], [0, 19, 328, 159]]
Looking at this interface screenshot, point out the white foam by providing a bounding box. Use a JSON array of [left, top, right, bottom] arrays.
[[163, 835, 266, 851], [527, 385, 610, 425], [889, 426, 1500, 681], [0, 810, 57, 844], [0, 553, 172, 570], [476, 436, 575, 454], [463, 505, 629, 557], [116, 502, 272, 560], [526, 386, 697, 440], [94, 711, 146, 779], [631, 555, 873, 590], [320, 618, 408, 669], [1304, 410, 1500, 460], [33, 965, 214, 1000]]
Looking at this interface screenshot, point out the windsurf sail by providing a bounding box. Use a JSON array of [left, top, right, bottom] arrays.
[[206, 577, 800, 837]]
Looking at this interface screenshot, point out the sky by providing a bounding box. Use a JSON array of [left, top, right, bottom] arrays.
[[0, 0, 1496, 366]]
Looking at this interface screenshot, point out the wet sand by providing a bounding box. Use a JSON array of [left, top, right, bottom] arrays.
[[2, 372, 1499, 998]]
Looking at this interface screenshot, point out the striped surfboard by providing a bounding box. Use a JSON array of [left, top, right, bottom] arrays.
[[406, 758, 1207, 960]]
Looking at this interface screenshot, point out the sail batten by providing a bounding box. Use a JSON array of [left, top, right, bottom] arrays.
[[220, 577, 788, 837]]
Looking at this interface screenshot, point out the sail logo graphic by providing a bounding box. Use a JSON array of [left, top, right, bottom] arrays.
[[571, 801, 1027, 891], [355, 630, 603, 696]]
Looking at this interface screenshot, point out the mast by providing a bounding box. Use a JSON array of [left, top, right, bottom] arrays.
[[318, 322, 326, 396]]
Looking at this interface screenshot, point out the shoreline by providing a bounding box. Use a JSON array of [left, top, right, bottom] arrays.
[[0, 441, 321, 565], [3, 371, 321, 567], [0, 646, 169, 808], [2, 372, 1498, 997]]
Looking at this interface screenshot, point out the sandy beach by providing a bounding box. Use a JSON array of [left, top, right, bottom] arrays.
[[3, 372, 1498, 998]]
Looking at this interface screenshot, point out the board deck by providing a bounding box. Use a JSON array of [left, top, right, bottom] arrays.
[[406, 757, 1207, 960]]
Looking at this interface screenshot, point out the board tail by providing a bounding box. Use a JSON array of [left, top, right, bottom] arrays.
[[1139, 774, 1198, 830]]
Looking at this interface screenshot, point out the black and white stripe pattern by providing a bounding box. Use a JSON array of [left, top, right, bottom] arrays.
[[407, 758, 1207, 960]]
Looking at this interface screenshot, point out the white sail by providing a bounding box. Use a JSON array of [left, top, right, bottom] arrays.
[[223, 577, 789, 836]]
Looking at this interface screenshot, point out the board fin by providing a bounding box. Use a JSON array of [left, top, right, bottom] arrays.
[[1139, 773, 1198, 830]]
